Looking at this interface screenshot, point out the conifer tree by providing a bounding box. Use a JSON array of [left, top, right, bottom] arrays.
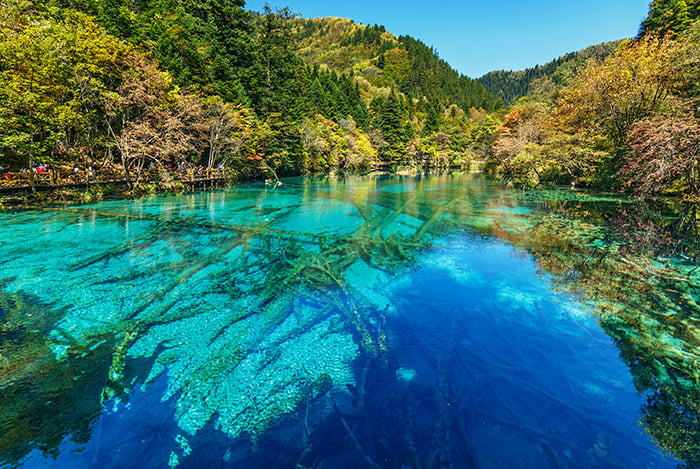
[[377, 92, 406, 160], [423, 103, 440, 136]]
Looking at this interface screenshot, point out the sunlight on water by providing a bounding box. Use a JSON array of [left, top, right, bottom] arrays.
[[1, 173, 698, 468]]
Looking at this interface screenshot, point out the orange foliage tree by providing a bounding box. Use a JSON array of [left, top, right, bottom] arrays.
[[621, 105, 700, 197]]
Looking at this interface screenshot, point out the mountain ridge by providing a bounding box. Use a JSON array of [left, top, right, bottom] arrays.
[[293, 17, 499, 112], [477, 40, 623, 105]]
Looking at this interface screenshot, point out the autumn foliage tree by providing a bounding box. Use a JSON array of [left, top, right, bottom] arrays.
[[103, 51, 190, 184], [555, 35, 680, 149], [491, 100, 550, 185], [615, 21, 700, 197], [300, 114, 377, 171], [0, 8, 131, 170], [488, 29, 695, 190], [202, 97, 253, 170], [620, 106, 700, 197]]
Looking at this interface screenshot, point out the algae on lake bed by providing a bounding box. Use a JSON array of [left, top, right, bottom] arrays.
[[0, 173, 697, 468]]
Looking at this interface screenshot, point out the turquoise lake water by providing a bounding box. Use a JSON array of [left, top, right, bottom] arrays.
[[1, 173, 698, 468]]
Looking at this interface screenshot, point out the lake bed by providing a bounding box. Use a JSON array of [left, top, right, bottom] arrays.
[[1, 173, 697, 468]]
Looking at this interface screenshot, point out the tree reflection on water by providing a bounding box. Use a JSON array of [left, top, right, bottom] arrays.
[[0, 175, 698, 467], [492, 197, 700, 466]]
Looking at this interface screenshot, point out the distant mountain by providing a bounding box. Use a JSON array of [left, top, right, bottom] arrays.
[[293, 17, 500, 112], [477, 41, 622, 105]]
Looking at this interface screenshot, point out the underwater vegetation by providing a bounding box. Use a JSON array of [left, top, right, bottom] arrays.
[[0, 173, 697, 468], [485, 196, 700, 467], [0, 283, 113, 465]]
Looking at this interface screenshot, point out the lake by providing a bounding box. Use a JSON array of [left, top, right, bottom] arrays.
[[1, 173, 698, 468]]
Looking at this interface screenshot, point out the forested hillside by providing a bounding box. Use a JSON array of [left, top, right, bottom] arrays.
[[0, 1, 500, 189], [294, 18, 499, 111], [640, 0, 700, 35], [486, 0, 700, 200], [1, 0, 698, 202], [478, 42, 621, 105]]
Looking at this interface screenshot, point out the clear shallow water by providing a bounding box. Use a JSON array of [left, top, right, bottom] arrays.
[[1, 173, 698, 468]]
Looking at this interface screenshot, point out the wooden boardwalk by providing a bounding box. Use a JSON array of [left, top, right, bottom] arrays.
[[0, 167, 230, 194]]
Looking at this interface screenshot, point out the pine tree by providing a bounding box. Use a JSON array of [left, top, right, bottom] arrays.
[[377, 92, 406, 160], [422, 102, 440, 135]]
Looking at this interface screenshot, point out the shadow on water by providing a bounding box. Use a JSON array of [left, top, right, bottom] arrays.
[[0, 282, 110, 466], [477, 195, 700, 468], [0, 283, 174, 468], [0, 173, 698, 468]]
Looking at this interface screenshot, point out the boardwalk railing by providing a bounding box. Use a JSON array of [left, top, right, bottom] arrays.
[[0, 167, 229, 191]]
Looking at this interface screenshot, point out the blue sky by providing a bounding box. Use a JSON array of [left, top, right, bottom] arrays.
[[244, 0, 651, 77]]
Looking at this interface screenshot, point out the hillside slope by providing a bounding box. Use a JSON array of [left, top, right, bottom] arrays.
[[478, 41, 622, 105], [294, 17, 500, 112]]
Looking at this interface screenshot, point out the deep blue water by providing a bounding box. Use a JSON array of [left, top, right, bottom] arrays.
[[1, 173, 697, 468]]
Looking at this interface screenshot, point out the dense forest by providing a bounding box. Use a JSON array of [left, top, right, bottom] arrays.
[[0, 0, 699, 199], [0, 0, 499, 189], [488, 1, 700, 198], [640, 0, 700, 35], [294, 18, 498, 111], [478, 42, 621, 106]]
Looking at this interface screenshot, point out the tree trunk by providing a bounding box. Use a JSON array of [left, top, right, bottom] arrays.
[[688, 158, 698, 195], [28, 152, 36, 195], [106, 118, 132, 189], [208, 126, 218, 169], [120, 148, 132, 189]]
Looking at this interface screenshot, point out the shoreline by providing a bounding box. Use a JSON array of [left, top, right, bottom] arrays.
[[2, 169, 694, 211]]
